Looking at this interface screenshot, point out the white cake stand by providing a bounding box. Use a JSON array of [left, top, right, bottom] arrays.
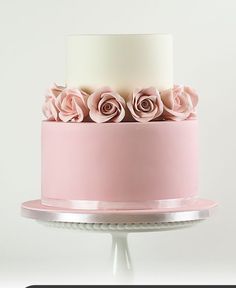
[[21, 199, 217, 284]]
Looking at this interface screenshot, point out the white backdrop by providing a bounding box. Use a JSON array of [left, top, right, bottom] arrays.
[[0, 0, 236, 286]]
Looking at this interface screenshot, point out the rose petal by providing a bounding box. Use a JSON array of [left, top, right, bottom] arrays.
[[49, 100, 59, 120], [73, 96, 89, 118], [98, 94, 115, 112], [137, 98, 154, 112], [48, 83, 65, 98], [72, 99, 85, 122], [163, 106, 190, 121], [42, 102, 52, 120], [187, 111, 197, 120], [141, 87, 158, 96], [112, 105, 125, 122], [184, 86, 199, 108], [101, 101, 117, 115], [161, 89, 175, 110], [59, 112, 78, 122], [87, 86, 113, 110], [89, 108, 115, 123], [42, 98, 59, 121]]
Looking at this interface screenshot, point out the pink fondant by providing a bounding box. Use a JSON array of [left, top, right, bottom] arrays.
[[42, 120, 198, 205]]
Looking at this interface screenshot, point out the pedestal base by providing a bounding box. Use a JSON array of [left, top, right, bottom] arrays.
[[37, 219, 202, 283], [22, 198, 217, 284]]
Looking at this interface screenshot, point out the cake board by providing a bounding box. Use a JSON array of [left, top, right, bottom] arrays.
[[21, 198, 217, 283]]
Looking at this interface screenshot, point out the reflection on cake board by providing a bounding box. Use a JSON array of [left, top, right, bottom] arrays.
[[22, 198, 216, 224], [21, 198, 217, 283]]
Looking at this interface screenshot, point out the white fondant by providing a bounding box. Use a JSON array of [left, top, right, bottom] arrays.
[[66, 34, 173, 91]]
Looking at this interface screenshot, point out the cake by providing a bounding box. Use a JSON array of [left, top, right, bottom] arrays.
[[22, 34, 217, 221], [41, 34, 198, 210]]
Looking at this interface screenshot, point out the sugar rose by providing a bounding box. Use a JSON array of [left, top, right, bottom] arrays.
[[42, 84, 65, 121], [55, 88, 89, 122], [43, 84, 89, 122], [127, 87, 163, 122], [160, 85, 198, 121], [87, 87, 126, 123]]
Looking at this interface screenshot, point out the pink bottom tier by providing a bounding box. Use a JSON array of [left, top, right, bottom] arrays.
[[42, 120, 198, 210]]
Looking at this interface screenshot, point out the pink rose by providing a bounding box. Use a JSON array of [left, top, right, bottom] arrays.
[[49, 84, 65, 97], [127, 87, 164, 122], [42, 84, 65, 121], [87, 87, 126, 123], [56, 88, 89, 122], [160, 85, 198, 121]]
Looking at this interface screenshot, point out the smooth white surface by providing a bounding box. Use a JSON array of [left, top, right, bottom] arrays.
[[66, 34, 173, 90], [0, 0, 236, 286]]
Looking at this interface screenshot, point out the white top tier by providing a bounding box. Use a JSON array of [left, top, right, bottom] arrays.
[[66, 34, 173, 91]]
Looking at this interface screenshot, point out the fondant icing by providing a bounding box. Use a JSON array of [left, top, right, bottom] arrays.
[[41, 120, 198, 210]]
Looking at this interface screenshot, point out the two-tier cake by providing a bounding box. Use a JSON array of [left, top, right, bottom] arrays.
[[22, 34, 217, 223]]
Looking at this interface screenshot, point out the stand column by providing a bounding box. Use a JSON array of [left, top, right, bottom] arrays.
[[110, 232, 133, 283]]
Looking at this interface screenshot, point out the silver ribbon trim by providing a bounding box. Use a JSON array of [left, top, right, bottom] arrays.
[[41, 197, 196, 210]]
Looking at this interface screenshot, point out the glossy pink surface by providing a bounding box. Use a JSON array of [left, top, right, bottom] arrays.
[[22, 198, 217, 214], [42, 120, 198, 205]]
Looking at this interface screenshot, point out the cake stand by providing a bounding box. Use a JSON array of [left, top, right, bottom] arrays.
[[21, 199, 217, 284]]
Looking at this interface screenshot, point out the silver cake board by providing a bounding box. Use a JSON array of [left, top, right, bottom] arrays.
[[21, 199, 217, 225]]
